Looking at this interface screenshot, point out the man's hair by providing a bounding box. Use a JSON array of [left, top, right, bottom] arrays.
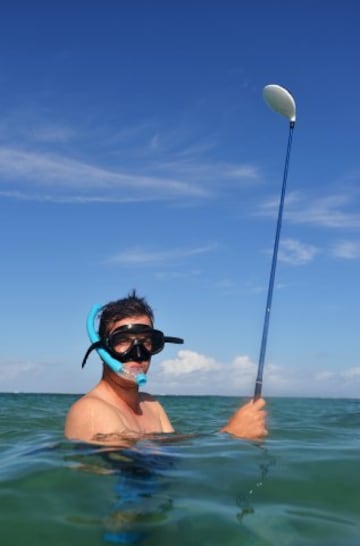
[[98, 290, 154, 338]]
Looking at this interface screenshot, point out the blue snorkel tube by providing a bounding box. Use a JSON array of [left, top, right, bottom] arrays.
[[86, 304, 147, 387]]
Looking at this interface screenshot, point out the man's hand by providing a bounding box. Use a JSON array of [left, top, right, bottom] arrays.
[[221, 398, 268, 440]]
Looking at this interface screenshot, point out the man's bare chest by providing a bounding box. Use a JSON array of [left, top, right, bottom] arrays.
[[116, 401, 162, 434]]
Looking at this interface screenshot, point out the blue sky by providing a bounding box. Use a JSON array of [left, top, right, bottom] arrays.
[[1, 1, 359, 397]]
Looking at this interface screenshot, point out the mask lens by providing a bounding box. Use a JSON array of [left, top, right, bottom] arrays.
[[107, 325, 165, 356], [110, 332, 135, 354], [148, 330, 164, 354]]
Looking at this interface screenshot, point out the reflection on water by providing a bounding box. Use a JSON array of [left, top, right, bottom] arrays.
[[102, 447, 174, 544], [65, 438, 273, 545], [66, 442, 178, 544], [236, 447, 276, 523]]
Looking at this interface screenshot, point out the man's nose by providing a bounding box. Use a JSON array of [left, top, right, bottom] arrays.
[[134, 343, 142, 359]]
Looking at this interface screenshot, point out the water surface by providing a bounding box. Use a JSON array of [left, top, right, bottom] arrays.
[[0, 394, 359, 545]]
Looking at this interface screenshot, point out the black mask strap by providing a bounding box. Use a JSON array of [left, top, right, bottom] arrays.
[[81, 341, 102, 368], [164, 336, 184, 344]]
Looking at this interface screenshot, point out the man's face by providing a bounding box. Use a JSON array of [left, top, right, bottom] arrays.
[[107, 314, 153, 378]]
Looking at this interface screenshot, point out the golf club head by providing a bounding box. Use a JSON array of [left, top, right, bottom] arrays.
[[263, 84, 296, 122]]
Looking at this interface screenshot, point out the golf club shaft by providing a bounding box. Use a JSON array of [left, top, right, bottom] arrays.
[[254, 120, 295, 399]]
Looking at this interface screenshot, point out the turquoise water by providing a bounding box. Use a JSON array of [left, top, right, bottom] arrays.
[[0, 393, 359, 545]]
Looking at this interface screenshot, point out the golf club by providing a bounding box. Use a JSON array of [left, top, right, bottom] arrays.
[[254, 84, 297, 399]]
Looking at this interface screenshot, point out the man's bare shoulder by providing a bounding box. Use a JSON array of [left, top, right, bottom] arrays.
[[64, 393, 126, 442], [67, 392, 120, 415], [74, 391, 113, 404]]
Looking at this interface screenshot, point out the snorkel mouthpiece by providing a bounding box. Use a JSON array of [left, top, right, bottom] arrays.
[[84, 304, 147, 386]]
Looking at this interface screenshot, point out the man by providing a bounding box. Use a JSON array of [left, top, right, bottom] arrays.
[[65, 291, 267, 444]]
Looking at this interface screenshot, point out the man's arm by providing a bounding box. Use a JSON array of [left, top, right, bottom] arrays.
[[157, 404, 175, 433], [221, 398, 268, 440], [140, 393, 175, 433]]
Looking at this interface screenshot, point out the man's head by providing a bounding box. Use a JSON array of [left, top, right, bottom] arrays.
[[81, 290, 183, 385], [98, 289, 154, 339]]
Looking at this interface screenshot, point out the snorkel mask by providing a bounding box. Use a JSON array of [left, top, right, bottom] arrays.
[[81, 304, 184, 386]]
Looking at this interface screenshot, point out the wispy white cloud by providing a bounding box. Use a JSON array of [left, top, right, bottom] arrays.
[[0, 147, 209, 202], [0, 141, 263, 205], [313, 371, 337, 382], [278, 238, 319, 265], [108, 122, 156, 147], [331, 240, 360, 259], [149, 133, 160, 150], [0, 190, 155, 204], [152, 158, 261, 186], [0, 358, 87, 393], [259, 190, 360, 229], [154, 270, 201, 280], [0, 111, 79, 147], [108, 243, 217, 266], [225, 165, 260, 180], [171, 141, 218, 158], [0, 359, 59, 392], [289, 194, 360, 229], [32, 125, 75, 143], [342, 367, 360, 379], [0, 109, 263, 205]]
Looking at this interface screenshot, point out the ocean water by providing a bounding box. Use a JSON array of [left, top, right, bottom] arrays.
[[0, 394, 359, 546]]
